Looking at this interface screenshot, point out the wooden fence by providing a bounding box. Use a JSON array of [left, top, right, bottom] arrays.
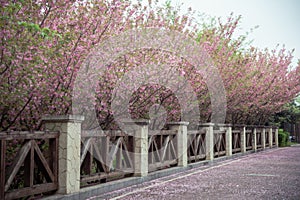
[[0, 115, 279, 199], [256, 128, 263, 149], [213, 130, 226, 157], [232, 129, 241, 154], [246, 128, 253, 150], [0, 131, 59, 200], [148, 130, 178, 172], [187, 130, 206, 163], [80, 130, 134, 187]]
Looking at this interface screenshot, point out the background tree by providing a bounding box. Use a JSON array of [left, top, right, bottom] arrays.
[[270, 99, 300, 127], [1, 0, 300, 130]]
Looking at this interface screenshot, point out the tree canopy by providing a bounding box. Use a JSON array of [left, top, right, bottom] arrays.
[[1, 0, 300, 130]]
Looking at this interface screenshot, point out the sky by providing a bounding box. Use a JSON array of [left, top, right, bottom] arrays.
[[173, 0, 300, 67]]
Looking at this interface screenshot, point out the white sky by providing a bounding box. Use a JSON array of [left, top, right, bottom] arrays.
[[173, 0, 300, 67], [133, 0, 300, 66]]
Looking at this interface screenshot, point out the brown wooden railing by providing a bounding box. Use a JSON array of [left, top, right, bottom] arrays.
[[232, 129, 241, 154], [265, 130, 270, 147], [272, 129, 276, 144], [246, 128, 253, 150], [187, 130, 206, 163], [0, 131, 59, 200], [148, 130, 178, 172], [214, 130, 226, 157], [1, 116, 279, 198], [80, 130, 134, 187], [256, 129, 263, 149]]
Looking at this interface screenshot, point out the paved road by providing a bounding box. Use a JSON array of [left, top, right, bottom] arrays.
[[89, 146, 300, 200]]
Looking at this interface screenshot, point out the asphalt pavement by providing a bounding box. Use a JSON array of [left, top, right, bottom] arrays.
[[87, 145, 300, 200]]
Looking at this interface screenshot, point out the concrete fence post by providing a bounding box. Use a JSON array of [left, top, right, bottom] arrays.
[[262, 127, 266, 149], [167, 122, 189, 167], [268, 127, 273, 148], [240, 126, 247, 153], [275, 127, 279, 147], [219, 124, 232, 157], [42, 115, 84, 194], [199, 123, 214, 161], [123, 119, 149, 177], [226, 125, 232, 157], [252, 127, 257, 151]]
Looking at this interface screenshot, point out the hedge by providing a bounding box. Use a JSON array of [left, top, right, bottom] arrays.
[[278, 129, 290, 147]]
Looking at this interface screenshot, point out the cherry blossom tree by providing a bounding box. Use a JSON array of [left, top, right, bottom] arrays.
[[1, 0, 299, 130], [0, 0, 143, 130]]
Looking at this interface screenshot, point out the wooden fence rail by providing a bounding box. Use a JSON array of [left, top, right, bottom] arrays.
[[0, 131, 59, 200], [272, 129, 276, 144], [265, 130, 270, 147], [256, 129, 263, 149], [187, 130, 206, 163], [0, 115, 279, 199], [232, 130, 241, 154], [80, 130, 134, 187], [148, 130, 178, 172], [213, 130, 226, 157], [246, 129, 253, 150]]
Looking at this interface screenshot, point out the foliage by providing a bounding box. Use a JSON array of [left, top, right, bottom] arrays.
[[1, 0, 140, 130], [1, 0, 300, 130], [278, 129, 290, 147], [270, 101, 300, 127], [195, 15, 300, 125]]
